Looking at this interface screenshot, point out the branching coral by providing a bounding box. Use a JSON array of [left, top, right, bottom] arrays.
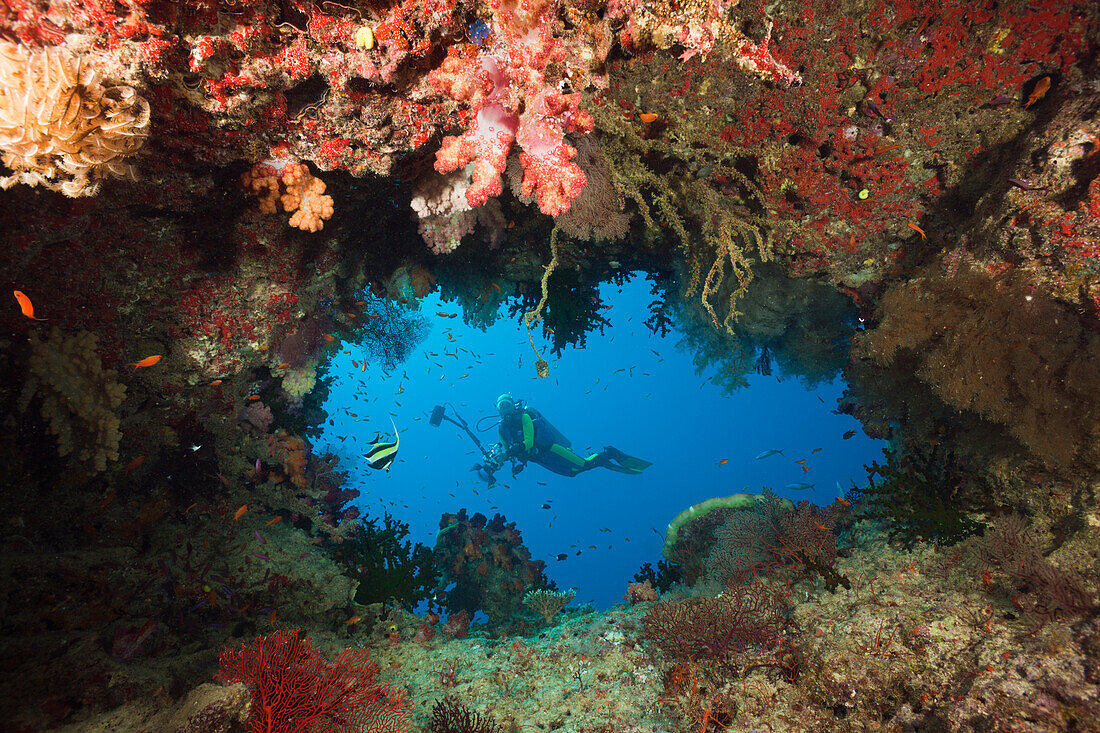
[[217, 628, 412, 733], [969, 514, 1095, 627], [852, 445, 989, 549], [329, 512, 438, 609], [588, 97, 772, 330], [702, 490, 849, 591], [522, 587, 576, 624], [428, 697, 502, 733], [17, 328, 126, 476], [0, 42, 150, 196], [675, 264, 858, 394]]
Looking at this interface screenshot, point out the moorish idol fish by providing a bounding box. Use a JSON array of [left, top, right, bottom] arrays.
[[365, 418, 400, 470]]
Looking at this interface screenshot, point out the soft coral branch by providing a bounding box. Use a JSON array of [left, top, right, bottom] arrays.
[[427, 0, 593, 215]]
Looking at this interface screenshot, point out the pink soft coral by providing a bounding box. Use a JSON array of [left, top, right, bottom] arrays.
[[427, 0, 593, 216]]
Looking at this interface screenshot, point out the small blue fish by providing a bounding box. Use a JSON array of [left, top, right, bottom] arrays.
[[365, 418, 400, 470], [785, 482, 815, 491], [756, 449, 784, 460]]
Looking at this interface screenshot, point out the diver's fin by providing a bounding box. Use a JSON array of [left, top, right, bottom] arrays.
[[603, 463, 645, 474], [603, 447, 652, 472]]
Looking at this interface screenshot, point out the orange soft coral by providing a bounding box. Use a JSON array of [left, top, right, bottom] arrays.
[[242, 162, 334, 232], [265, 429, 309, 488], [281, 163, 334, 232]]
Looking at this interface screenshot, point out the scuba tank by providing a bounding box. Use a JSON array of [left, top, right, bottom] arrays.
[[515, 399, 572, 448]]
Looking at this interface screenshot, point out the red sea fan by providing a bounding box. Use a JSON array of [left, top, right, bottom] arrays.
[[216, 628, 412, 733], [641, 582, 789, 671]]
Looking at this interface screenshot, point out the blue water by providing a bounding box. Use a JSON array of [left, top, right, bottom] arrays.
[[316, 275, 882, 609]]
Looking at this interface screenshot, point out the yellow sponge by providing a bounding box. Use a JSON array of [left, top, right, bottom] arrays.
[[18, 328, 126, 475]]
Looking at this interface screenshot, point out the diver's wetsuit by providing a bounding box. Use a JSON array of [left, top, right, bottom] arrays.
[[498, 406, 645, 477]]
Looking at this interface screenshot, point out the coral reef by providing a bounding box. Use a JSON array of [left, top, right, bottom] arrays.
[[1, 0, 1099, 731], [433, 509, 552, 629]]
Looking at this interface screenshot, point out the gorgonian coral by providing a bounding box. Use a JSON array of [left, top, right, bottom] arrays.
[[641, 581, 790, 671], [0, 42, 150, 196]]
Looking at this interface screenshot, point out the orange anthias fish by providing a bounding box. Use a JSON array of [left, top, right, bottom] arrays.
[[907, 222, 926, 240], [716, 458, 729, 466], [13, 291, 47, 320], [323, 334, 336, 342], [639, 113, 659, 123], [233, 505, 248, 521], [129, 355, 162, 368], [345, 615, 363, 625], [1025, 76, 1051, 109]]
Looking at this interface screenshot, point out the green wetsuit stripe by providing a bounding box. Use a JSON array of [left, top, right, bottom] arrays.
[[550, 443, 587, 467], [521, 413, 535, 451]]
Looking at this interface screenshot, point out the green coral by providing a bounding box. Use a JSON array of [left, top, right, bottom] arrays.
[[329, 512, 438, 609], [282, 360, 317, 399], [852, 445, 989, 548]]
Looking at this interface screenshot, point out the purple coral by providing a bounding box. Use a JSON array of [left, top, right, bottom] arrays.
[[237, 401, 273, 436]]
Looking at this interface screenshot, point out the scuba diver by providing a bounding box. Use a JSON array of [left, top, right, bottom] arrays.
[[482, 393, 652, 479]]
